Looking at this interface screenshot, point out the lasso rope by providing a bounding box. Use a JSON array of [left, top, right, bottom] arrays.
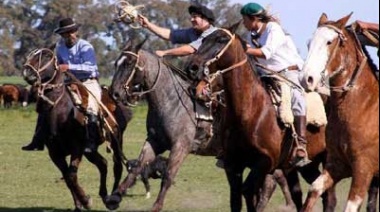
[[114, 0, 144, 29]]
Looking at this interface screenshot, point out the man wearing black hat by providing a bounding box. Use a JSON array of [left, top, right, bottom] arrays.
[[22, 17, 102, 153], [138, 4, 217, 57]]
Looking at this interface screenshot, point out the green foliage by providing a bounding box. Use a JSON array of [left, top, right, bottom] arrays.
[[0, 0, 245, 78]]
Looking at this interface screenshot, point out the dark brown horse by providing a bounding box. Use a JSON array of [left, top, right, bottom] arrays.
[[302, 13, 379, 212], [22, 48, 132, 212], [188, 28, 332, 211]]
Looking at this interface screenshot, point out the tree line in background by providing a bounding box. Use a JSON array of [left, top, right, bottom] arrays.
[[0, 0, 243, 77]]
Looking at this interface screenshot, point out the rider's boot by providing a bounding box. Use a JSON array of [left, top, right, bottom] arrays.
[[292, 115, 311, 167], [22, 115, 45, 151], [84, 114, 100, 153]]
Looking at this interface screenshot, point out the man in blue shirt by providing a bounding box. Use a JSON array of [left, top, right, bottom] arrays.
[[22, 18, 102, 153], [138, 4, 217, 57]]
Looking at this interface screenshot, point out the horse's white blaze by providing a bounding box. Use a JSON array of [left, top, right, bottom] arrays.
[[309, 173, 329, 196], [344, 195, 363, 212], [303, 27, 339, 91], [116, 55, 127, 70]]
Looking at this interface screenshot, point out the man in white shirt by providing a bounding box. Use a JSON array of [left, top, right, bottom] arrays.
[[241, 2, 310, 167]]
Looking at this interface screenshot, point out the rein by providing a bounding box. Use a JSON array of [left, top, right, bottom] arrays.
[[24, 48, 65, 107], [320, 24, 368, 93], [203, 29, 248, 84]]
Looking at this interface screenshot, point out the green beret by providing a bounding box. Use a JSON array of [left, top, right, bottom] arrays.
[[240, 3, 265, 16]]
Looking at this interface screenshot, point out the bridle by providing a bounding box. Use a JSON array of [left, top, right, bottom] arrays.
[[120, 51, 161, 105], [319, 24, 367, 93], [202, 29, 248, 84], [24, 48, 65, 106]]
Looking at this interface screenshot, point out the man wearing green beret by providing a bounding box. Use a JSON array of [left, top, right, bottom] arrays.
[[240, 3, 310, 167]]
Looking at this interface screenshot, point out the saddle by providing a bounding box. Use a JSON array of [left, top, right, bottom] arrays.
[[262, 77, 328, 127], [67, 83, 120, 148]]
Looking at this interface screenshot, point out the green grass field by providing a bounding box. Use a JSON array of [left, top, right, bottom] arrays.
[[0, 77, 377, 212]]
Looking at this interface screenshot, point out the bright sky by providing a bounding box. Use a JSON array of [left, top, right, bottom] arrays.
[[230, 0, 379, 64]]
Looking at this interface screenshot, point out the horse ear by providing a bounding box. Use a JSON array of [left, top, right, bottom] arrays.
[[336, 12, 353, 29], [48, 43, 56, 51], [228, 20, 242, 34], [318, 13, 329, 27], [135, 36, 148, 52], [122, 39, 133, 51]]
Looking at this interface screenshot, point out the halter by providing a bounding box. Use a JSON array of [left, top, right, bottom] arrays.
[[319, 24, 368, 93], [203, 29, 248, 84], [24, 48, 65, 106], [121, 51, 162, 105]]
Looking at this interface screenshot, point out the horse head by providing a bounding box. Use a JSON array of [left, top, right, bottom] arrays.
[[302, 12, 366, 93], [188, 27, 247, 93], [111, 39, 147, 106], [23, 47, 59, 87]]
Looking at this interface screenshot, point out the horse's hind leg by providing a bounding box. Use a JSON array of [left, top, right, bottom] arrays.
[[367, 175, 379, 212], [152, 142, 189, 212], [255, 172, 277, 212], [84, 151, 108, 200], [106, 141, 157, 210], [257, 169, 296, 212], [48, 151, 84, 211]]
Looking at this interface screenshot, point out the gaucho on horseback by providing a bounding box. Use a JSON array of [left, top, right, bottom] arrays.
[[22, 17, 102, 153], [136, 4, 219, 151], [241, 2, 310, 167]]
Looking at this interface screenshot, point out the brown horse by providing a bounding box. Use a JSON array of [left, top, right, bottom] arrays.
[[188, 28, 332, 211], [302, 13, 379, 211], [22, 48, 132, 212]]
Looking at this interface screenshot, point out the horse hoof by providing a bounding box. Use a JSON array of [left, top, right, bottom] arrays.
[[83, 195, 92, 210], [105, 194, 121, 210]]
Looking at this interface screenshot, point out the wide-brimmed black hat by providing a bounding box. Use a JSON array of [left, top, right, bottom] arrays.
[[54, 18, 81, 34], [188, 5, 215, 24]]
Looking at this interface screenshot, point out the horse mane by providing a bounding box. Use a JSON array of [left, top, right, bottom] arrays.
[[361, 45, 379, 76]]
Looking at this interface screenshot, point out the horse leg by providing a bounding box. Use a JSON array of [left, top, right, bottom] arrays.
[[111, 135, 124, 193], [255, 172, 278, 212], [48, 151, 83, 211], [366, 175, 379, 212], [152, 142, 189, 212], [225, 166, 244, 212], [105, 141, 157, 210], [141, 173, 151, 199], [277, 169, 298, 210], [84, 151, 108, 202], [301, 161, 346, 212], [67, 155, 93, 210], [344, 160, 374, 212]]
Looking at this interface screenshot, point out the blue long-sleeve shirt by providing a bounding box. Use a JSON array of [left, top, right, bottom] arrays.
[[55, 38, 99, 80]]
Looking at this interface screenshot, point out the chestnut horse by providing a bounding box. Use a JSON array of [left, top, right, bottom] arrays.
[[302, 13, 379, 211], [188, 28, 334, 211], [22, 48, 132, 211]]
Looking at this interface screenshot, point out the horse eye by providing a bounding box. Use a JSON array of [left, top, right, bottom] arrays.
[[327, 41, 333, 45]]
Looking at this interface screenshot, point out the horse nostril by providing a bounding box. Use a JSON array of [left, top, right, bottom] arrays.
[[112, 92, 120, 101], [307, 76, 314, 85], [190, 64, 199, 72]]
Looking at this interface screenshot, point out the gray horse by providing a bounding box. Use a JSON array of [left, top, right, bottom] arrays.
[[106, 40, 224, 211]]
